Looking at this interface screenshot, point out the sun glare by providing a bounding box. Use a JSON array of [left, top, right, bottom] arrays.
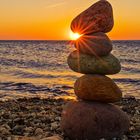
[[70, 31, 82, 40]]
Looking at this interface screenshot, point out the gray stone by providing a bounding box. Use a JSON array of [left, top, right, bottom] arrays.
[[51, 122, 58, 130], [0, 126, 11, 135], [67, 50, 121, 74], [34, 128, 43, 136], [12, 125, 24, 135]]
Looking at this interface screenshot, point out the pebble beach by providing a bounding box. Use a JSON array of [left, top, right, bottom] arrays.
[[0, 96, 139, 140], [0, 0, 140, 139]]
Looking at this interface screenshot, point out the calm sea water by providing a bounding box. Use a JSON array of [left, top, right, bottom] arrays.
[[0, 40, 140, 100]]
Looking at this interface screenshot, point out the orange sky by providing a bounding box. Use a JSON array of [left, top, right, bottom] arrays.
[[0, 0, 140, 40]]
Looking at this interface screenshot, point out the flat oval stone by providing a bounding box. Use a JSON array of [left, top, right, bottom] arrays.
[[67, 50, 121, 74], [61, 101, 130, 140], [74, 74, 122, 102], [71, 0, 114, 35], [74, 32, 112, 56]]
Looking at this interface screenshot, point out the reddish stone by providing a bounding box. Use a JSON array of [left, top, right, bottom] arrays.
[[74, 74, 122, 102], [71, 0, 114, 35], [74, 32, 112, 56], [61, 101, 130, 140]]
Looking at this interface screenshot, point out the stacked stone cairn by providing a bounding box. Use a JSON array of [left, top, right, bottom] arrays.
[[61, 0, 130, 140]]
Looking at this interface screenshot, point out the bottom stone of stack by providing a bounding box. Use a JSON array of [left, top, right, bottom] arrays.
[[61, 101, 130, 140]]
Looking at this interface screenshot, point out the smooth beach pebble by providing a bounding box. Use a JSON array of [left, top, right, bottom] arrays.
[[74, 74, 122, 102], [71, 0, 114, 35], [74, 32, 112, 56], [61, 101, 130, 140], [67, 50, 121, 74], [41, 136, 63, 140]]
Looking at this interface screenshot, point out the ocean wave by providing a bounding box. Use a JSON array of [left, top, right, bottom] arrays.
[[113, 78, 140, 85], [9, 70, 77, 79], [120, 58, 140, 64], [121, 66, 140, 73], [0, 40, 140, 99], [0, 82, 71, 95]]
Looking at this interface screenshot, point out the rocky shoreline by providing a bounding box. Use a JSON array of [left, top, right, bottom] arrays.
[[0, 96, 139, 140]]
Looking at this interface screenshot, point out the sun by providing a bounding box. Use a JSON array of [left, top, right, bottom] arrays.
[[70, 31, 82, 40]]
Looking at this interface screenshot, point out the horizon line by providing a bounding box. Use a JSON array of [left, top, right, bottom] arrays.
[[0, 39, 140, 41]]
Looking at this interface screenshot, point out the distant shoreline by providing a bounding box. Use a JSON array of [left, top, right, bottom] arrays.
[[0, 40, 140, 42]]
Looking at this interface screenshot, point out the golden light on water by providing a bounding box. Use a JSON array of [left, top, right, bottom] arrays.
[[70, 31, 82, 40]]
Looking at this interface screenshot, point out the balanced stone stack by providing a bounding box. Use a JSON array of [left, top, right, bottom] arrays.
[[61, 0, 130, 140]]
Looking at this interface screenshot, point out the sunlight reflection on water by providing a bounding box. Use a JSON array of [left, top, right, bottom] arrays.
[[0, 40, 140, 100]]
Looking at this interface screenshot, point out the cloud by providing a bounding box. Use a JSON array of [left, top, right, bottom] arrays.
[[46, 1, 66, 8]]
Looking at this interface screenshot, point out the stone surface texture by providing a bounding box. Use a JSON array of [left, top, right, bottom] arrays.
[[61, 101, 130, 140], [74, 74, 122, 102], [71, 0, 114, 35], [67, 50, 121, 74], [74, 32, 112, 56]]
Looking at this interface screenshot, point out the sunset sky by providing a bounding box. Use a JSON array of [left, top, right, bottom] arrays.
[[0, 0, 140, 40]]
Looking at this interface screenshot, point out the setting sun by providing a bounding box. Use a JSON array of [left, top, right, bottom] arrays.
[[70, 31, 82, 40]]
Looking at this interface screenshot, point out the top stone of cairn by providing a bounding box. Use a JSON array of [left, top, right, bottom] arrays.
[[71, 0, 114, 35]]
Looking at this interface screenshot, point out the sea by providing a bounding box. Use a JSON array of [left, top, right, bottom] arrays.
[[0, 40, 140, 100]]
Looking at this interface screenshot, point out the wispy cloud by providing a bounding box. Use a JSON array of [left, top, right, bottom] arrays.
[[46, 1, 66, 8]]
